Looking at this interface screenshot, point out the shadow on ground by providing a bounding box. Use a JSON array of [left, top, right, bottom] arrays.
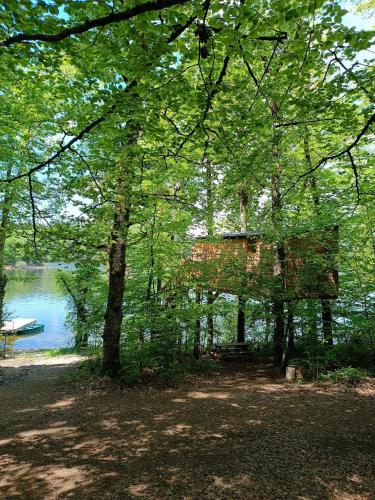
[[0, 354, 82, 387], [0, 360, 374, 499]]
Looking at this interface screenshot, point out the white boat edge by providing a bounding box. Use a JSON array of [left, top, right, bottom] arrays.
[[1, 318, 37, 333]]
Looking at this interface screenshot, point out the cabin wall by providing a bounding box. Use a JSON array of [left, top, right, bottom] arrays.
[[188, 228, 338, 299]]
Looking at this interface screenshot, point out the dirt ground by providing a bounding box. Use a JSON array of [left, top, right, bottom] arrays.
[[0, 353, 375, 499]]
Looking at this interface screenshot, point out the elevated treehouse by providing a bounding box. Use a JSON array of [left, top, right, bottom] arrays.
[[187, 227, 338, 300]]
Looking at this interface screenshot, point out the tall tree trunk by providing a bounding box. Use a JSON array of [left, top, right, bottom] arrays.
[[239, 188, 248, 235], [306, 300, 319, 343], [237, 295, 246, 343], [283, 301, 295, 371], [273, 243, 287, 368], [287, 301, 295, 351], [59, 275, 89, 348], [237, 187, 248, 343], [193, 288, 201, 358], [270, 115, 286, 368], [142, 204, 157, 346], [0, 166, 13, 328], [205, 157, 216, 352], [205, 157, 214, 237], [76, 301, 89, 347], [102, 164, 133, 376], [322, 299, 333, 345], [102, 116, 140, 376], [272, 298, 285, 367], [304, 130, 334, 345], [207, 290, 215, 352], [264, 301, 271, 343]]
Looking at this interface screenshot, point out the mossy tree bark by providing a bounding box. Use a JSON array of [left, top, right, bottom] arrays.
[[102, 125, 138, 376], [101, 175, 132, 376], [0, 166, 13, 328]]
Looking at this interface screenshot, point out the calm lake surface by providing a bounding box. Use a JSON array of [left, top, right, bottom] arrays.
[[4, 266, 74, 350]]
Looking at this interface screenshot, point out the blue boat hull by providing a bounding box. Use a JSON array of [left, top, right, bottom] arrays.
[[17, 324, 45, 335]]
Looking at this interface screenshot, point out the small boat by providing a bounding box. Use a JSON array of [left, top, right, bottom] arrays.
[[18, 323, 45, 334], [1, 318, 44, 335]]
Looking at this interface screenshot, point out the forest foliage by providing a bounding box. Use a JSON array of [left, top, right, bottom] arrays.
[[0, 0, 374, 378]]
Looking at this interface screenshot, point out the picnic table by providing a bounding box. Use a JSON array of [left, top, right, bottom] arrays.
[[212, 342, 252, 359]]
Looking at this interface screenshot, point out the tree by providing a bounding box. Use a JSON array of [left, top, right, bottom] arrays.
[[0, 0, 373, 375]]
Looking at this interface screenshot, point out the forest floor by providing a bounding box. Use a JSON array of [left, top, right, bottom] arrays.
[[0, 352, 375, 499]]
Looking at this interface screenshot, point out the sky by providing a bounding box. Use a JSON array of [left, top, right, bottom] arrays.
[[342, 1, 374, 30]]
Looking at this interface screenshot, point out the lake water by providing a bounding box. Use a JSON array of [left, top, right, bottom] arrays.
[[3, 266, 74, 350]]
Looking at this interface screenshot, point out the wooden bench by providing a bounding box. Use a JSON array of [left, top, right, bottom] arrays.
[[213, 342, 252, 359]]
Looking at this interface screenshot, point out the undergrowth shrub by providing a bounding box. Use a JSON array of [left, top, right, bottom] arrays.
[[118, 337, 218, 385], [319, 367, 370, 385], [62, 357, 102, 383], [323, 344, 374, 369], [289, 341, 375, 379]]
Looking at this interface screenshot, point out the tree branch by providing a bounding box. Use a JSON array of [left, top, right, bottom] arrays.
[[255, 34, 288, 41], [0, 0, 192, 47], [3, 109, 114, 183], [68, 146, 108, 201], [248, 40, 280, 113], [175, 55, 230, 153], [28, 174, 39, 257], [329, 49, 373, 100], [1, 19, 193, 183], [283, 112, 374, 198], [347, 150, 361, 199], [274, 117, 340, 128]]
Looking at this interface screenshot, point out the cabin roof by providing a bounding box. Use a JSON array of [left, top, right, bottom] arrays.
[[196, 231, 261, 240], [223, 231, 261, 240]]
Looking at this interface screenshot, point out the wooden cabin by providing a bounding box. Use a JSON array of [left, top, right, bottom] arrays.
[[187, 227, 338, 300]]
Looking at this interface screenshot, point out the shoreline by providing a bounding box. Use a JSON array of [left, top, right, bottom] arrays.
[[1, 346, 83, 356], [4, 264, 48, 271]]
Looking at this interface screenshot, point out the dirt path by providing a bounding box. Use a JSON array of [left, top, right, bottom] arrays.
[[1, 354, 375, 499], [0, 352, 84, 387]]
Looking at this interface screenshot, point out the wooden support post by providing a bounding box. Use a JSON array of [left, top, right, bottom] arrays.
[[322, 299, 334, 346], [287, 301, 295, 351], [194, 288, 201, 358], [237, 295, 246, 343], [273, 299, 285, 367]]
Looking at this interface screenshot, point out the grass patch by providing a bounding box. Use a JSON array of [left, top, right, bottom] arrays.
[[44, 345, 101, 357], [46, 346, 80, 356]]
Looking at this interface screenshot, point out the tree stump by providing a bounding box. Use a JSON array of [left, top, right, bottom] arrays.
[[286, 365, 296, 381]]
